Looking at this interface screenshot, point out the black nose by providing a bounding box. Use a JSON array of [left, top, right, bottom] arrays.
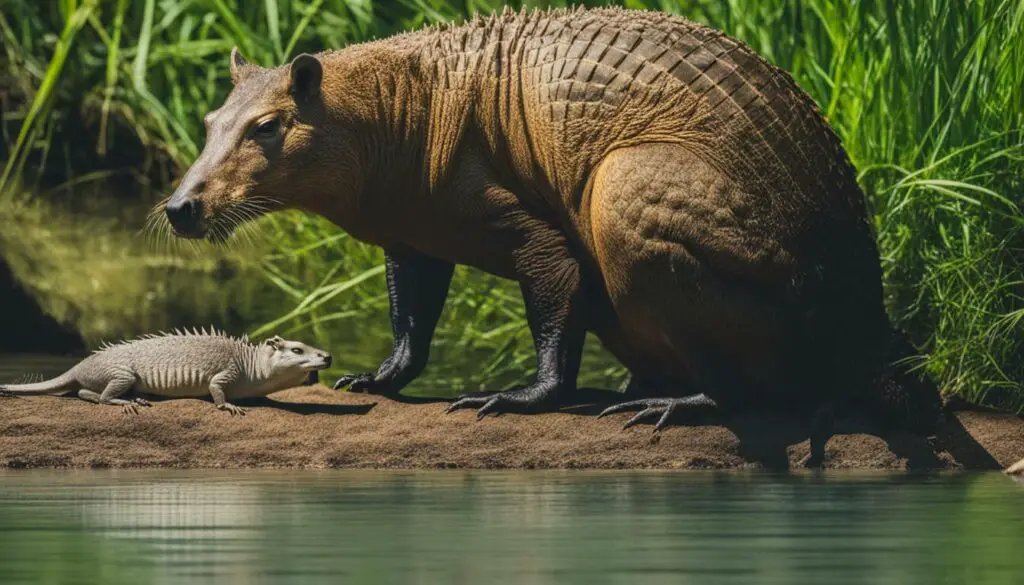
[[165, 197, 204, 236], [321, 353, 332, 367]]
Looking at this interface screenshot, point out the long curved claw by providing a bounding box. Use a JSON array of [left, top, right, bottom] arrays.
[[620, 407, 666, 430], [445, 395, 502, 420], [598, 394, 717, 432], [444, 384, 559, 419], [598, 398, 661, 419], [333, 372, 372, 391], [121, 402, 140, 415]]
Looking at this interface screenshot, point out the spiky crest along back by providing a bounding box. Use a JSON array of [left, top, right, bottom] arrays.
[[94, 327, 252, 354]]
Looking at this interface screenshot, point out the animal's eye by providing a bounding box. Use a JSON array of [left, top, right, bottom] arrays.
[[254, 118, 280, 138], [291, 347, 304, 355]]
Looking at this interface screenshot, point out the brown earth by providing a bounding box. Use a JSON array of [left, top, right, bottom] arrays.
[[0, 386, 1021, 471]]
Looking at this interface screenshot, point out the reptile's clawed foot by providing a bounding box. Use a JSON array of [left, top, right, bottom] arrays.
[[132, 397, 151, 407], [218, 403, 247, 416], [121, 403, 140, 415], [597, 394, 717, 432], [445, 384, 558, 419]]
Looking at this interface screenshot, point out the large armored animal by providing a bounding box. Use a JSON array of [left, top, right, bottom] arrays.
[[159, 7, 941, 464], [0, 330, 331, 415]]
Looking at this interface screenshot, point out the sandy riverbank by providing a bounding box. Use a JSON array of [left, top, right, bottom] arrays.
[[1, 386, 1021, 470]]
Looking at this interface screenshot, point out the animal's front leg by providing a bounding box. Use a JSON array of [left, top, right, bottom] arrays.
[[446, 225, 586, 418], [333, 249, 454, 397], [209, 372, 245, 416]]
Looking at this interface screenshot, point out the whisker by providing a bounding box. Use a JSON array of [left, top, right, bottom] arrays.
[[231, 216, 256, 250], [215, 216, 237, 249], [141, 196, 175, 254], [211, 222, 228, 249]]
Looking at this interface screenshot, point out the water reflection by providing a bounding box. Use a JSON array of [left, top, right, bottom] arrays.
[[0, 471, 1019, 585], [78, 481, 265, 581]]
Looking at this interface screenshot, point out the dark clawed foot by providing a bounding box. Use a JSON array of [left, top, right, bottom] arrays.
[[444, 384, 558, 420], [132, 397, 151, 407], [333, 373, 392, 395], [0, 390, 14, 398], [597, 394, 717, 432]]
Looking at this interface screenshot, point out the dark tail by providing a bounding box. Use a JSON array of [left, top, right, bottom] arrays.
[[0, 371, 78, 396]]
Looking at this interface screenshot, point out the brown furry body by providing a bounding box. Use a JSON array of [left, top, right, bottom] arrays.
[[163, 7, 939, 446]]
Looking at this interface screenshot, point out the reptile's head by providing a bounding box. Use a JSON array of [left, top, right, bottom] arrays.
[[263, 335, 332, 374], [162, 47, 349, 242]]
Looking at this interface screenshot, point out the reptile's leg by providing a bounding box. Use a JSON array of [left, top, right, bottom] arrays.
[[597, 393, 718, 432], [334, 249, 454, 397], [209, 371, 245, 416], [78, 375, 142, 415]]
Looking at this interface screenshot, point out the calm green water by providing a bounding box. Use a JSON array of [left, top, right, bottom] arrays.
[[0, 471, 1020, 585]]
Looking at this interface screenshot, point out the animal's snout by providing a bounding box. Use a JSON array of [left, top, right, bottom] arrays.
[[165, 196, 204, 237], [320, 353, 332, 367]]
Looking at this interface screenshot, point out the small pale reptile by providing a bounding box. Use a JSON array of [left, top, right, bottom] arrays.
[[0, 329, 331, 415]]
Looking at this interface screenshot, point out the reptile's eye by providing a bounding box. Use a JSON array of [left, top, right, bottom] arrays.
[[291, 347, 304, 355], [254, 118, 280, 139]]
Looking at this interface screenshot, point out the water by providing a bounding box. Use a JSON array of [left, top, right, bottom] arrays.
[[0, 471, 1020, 584], [0, 354, 80, 382]]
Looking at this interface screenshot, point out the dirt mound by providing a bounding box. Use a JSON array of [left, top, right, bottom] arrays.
[[0, 386, 1021, 470]]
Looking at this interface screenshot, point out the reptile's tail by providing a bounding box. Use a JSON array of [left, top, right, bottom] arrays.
[[0, 371, 78, 396]]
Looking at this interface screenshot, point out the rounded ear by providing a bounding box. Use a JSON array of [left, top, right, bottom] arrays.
[[288, 53, 322, 103], [230, 46, 251, 85], [264, 335, 283, 349]]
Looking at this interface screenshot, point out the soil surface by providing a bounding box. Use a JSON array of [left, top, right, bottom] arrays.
[[1, 386, 1021, 470]]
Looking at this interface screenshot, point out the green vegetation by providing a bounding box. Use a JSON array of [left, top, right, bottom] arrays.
[[1, 0, 1021, 406]]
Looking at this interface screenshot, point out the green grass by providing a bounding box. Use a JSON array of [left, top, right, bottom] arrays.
[[0, 0, 1021, 406]]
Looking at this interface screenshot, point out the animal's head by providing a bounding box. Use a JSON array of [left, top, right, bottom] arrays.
[[162, 47, 361, 241], [262, 335, 332, 375]]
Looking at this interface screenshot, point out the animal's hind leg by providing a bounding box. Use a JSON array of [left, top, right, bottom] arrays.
[[77, 375, 147, 415], [587, 144, 798, 432]]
